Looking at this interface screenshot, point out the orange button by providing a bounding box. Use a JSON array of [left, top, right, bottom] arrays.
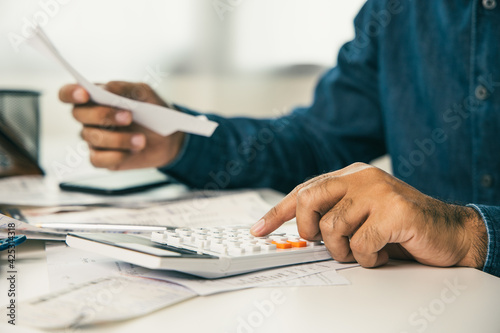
[[272, 241, 292, 249], [290, 240, 307, 248]]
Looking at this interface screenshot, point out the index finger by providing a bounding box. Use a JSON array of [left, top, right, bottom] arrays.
[[250, 174, 334, 236], [250, 190, 299, 236], [59, 84, 90, 104]]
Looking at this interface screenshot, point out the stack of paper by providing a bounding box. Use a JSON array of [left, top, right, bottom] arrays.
[[11, 243, 358, 329], [26, 191, 274, 230]]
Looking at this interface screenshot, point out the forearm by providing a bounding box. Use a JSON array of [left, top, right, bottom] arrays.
[[161, 107, 334, 193]]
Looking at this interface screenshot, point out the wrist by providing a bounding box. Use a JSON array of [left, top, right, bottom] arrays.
[[457, 206, 488, 269]]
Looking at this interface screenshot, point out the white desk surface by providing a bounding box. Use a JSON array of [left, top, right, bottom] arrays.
[[2, 236, 500, 333]]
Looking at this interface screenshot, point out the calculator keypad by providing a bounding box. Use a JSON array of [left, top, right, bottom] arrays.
[[151, 226, 322, 257]]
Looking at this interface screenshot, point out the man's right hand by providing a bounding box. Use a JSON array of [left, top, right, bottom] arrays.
[[59, 81, 186, 170]]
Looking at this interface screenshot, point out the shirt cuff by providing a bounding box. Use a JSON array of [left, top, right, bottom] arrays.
[[157, 103, 202, 172], [157, 104, 226, 188], [467, 204, 500, 278]]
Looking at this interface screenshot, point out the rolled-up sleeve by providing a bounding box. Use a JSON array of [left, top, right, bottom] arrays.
[[468, 204, 500, 277]]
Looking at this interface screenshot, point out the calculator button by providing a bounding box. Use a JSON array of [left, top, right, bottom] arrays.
[[209, 237, 223, 244], [243, 244, 260, 253], [260, 244, 277, 251], [290, 240, 307, 248], [210, 243, 227, 253], [151, 232, 167, 243], [228, 247, 244, 256], [226, 241, 242, 248], [272, 241, 292, 249], [194, 239, 210, 249], [167, 235, 183, 246], [183, 235, 195, 242], [270, 236, 288, 242]]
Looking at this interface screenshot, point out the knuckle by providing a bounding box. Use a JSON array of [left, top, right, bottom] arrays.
[[332, 251, 350, 263], [370, 180, 394, 197], [319, 215, 335, 234], [136, 82, 152, 92], [58, 87, 68, 102], [107, 164, 122, 171], [351, 162, 369, 169], [95, 106, 115, 120], [105, 132, 126, 147], [298, 228, 315, 240], [75, 106, 115, 125], [390, 192, 411, 212], [90, 151, 123, 169], [292, 175, 320, 193], [131, 82, 152, 101], [89, 151, 105, 168], [82, 128, 104, 146], [296, 186, 316, 208], [105, 81, 124, 92], [267, 205, 280, 219], [351, 225, 381, 253], [100, 131, 130, 149], [361, 165, 381, 178], [71, 108, 81, 121], [322, 198, 353, 232], [80, 127, 92, 141], [349, 234, 366, 253], [323, 242, 350, 262]]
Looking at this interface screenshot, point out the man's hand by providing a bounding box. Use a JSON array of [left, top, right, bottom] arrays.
[[59, 81, 185, 170], [251, 163, 488, 269]]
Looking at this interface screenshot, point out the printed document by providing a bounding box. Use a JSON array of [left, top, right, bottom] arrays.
[[27, 27, 218, 137], [27, 191, 273, 228]]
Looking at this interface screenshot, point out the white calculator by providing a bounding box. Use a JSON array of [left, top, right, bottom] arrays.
[[66, 226, 332, 278]]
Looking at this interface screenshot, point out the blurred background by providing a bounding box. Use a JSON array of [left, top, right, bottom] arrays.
[[0, 0, 381, 180]]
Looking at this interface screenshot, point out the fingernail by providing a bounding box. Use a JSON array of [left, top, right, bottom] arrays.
[[250, 219, 265, 235], [131, 134, 145, 148], [73, 88, 87, 103], [115, 111, 131, 125]]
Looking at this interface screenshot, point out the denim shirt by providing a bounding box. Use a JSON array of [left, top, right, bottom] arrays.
[[162, 0, 500, 277]]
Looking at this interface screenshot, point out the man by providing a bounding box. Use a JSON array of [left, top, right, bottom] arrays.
[[58, 0, 500, 277]]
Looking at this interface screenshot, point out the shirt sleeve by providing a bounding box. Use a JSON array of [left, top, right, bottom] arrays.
[[160, 1, 386, 193], [467, 204, 500, 277]]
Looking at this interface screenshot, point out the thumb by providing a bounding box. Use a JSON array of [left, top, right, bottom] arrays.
[[250, 192, 298, 236]]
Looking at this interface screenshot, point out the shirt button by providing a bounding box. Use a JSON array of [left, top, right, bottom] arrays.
[[475, 85, 489, 100], [481, 174, 494, 188], [483, 0, 497, 9]]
